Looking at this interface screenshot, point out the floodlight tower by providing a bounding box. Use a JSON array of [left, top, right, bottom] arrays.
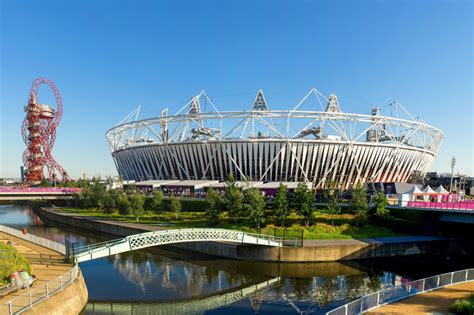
[[450, 156, 456, 192]]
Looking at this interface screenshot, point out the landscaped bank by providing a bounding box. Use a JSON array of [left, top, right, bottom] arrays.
[[37, 207, 460, 262], [0, 226, 87, 315]]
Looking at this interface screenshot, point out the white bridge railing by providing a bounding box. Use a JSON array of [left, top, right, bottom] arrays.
[[326, 268, 474, 315], [72, 228, 298, 263]]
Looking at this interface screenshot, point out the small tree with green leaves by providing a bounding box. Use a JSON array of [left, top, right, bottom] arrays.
[[170, 195, 182, 220], [373, 191, 389, 217], [292, 182, 314, 226], [274, 183, 289, 226], [324, 180, 341, 226], [351, 182, 368, 226], [244, 187, 266, 228], [150, 190, 164, 213], [102, 190, 117, 214], [117, 194, 131, 215], [205, 187, 220, 226], [39, 179, 52, 187], [129, 194, 145, 222], [223, 173, 243, 222]]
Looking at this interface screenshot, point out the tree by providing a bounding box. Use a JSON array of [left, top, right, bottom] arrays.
[[244, 188, 266, 228], [169, 195, 182, 220], [274, 184, 289, 226], [39, 179, 52, 187], [223, 173, 243, 222], [351, 182, 368, 226], [150, 190, 164, 213], [324, 180, 341, 226], [205, 187, 220, 226], [117, 194, 131, 215], [129, 194, 145, 222], [373, 191, 389, 217], [102, 191, 117, 214], [292, 182, 314, 226]]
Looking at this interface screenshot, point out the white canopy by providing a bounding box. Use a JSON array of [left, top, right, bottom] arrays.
[[407, 185, 423, 194], [422, 185, 437, 194], [435, 185, 449, 194]]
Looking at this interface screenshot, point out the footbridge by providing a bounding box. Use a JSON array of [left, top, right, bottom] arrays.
[[72, 229, 296, 263]]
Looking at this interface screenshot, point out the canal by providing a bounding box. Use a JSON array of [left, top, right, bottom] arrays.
[[1, 204, 472, 314]]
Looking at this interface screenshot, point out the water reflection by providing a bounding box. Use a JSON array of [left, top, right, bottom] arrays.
[[1, 205, 471, 314]]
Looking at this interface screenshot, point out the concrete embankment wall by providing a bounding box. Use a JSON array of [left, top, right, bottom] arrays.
[[37, 207, 460, 262], [23, 272, 88, 315]]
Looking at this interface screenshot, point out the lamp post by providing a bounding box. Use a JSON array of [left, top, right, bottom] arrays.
[[449, 157, 456, 192]]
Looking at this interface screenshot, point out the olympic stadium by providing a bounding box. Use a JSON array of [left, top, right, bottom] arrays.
[[105, 89, 443, 190]]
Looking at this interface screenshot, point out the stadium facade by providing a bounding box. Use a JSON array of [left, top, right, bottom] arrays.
[[106, 89, 443, 190]]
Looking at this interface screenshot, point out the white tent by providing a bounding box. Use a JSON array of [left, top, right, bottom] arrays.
[[435, 185, 449, 194], [435, 185, 449, 202], [406, 185, 423, 201], [422, 185, 437, 194]]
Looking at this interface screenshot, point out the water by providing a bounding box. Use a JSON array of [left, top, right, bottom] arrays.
[[0, 205, 471, 314]]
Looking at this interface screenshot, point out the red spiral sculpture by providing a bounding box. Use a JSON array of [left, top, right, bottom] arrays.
[[21, 78, 69, 182]]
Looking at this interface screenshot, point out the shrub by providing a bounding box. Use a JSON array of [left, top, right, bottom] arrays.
[[448, 299, 473, 314], [0, 244, 32, 286]]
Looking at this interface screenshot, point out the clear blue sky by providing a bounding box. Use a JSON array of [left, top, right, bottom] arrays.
[[1, 0, 472, 179]]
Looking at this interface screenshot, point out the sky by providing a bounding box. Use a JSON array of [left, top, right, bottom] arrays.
[[0, 0, 472, 179]]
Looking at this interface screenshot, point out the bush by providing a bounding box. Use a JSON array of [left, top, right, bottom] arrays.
[[448, 299, 474, 314], [162, 198, 207, 212], [0, 244, 32, 286]]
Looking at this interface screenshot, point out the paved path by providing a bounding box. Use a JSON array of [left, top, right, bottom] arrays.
[[0, 231, 72, 306], [368, 281, 474, 314]]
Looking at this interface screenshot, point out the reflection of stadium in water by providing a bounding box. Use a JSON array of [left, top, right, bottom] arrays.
[[2, 206, 472, 314]]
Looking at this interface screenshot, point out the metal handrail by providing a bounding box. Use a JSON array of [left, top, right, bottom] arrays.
[[0, 225, 66, 255], [1, 264, 79, 315], [326, 268, 474, 315], [0, 224, 79, 315]]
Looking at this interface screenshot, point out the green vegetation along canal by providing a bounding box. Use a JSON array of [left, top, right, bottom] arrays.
[[0, 205, 472, 314]]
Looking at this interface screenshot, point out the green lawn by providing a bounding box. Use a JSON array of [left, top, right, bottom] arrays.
[[58, 207, 402, 240], [0, 243, 32, 286]]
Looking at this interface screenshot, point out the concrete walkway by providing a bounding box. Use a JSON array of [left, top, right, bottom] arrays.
[[368, 281, 474, 314], [0, 231, 72, 306]]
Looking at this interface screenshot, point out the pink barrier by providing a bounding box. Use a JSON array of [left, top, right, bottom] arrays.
[[0, 186, 82, 193], [407, 201, 474, 210]]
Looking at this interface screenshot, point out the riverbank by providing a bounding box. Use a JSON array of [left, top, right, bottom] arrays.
[[367, 281, 474, 314], [0, 230, 87, 315], [37, 207, 460, 262]]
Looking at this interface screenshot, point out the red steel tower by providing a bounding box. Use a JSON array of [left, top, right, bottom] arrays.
[[21, 78, 69, 183]]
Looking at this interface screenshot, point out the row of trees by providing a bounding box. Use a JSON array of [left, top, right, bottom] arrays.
[[78, 178, 182, 221], [77, 175, 389, 227]]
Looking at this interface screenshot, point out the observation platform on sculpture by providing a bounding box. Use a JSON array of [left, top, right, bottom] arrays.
[[0, 187, 80, 201], [72, 228, 293, 263]]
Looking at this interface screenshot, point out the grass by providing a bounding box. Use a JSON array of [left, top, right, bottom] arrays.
[[0, 243, 32, 286], [58, 207, 402, 240]]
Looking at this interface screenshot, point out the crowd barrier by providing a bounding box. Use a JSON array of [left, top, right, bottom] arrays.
[[326, 268, 474, 315], [0, 187, 81, 193]]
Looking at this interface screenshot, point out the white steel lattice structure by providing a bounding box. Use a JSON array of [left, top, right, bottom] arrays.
[[106, 89, 443, 189], [73, 228, 286, 263]]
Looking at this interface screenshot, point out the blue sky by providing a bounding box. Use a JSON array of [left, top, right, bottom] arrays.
[[1, 0, 472, 179]]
